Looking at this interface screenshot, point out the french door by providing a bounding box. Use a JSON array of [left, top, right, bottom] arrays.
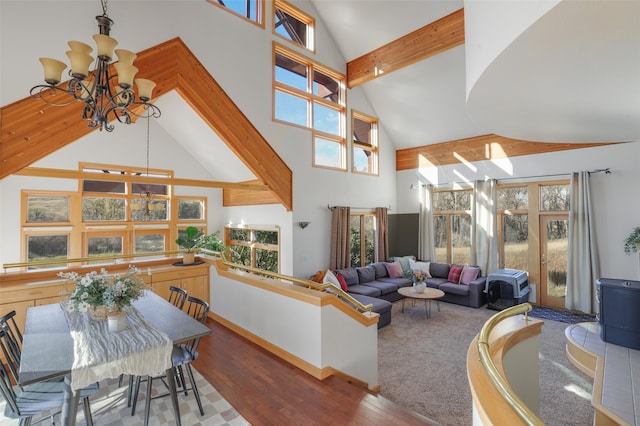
[[539, 215, 569, 309]]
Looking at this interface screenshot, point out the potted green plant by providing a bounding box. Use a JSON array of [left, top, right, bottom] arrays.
[[624, 226, 640, 255], [176, 226, 203, 265]]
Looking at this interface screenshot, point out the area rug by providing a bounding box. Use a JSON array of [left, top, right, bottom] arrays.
[[0, 369, 250, 426], [527, 305, 597, 324], [378, 301, 594, 426]]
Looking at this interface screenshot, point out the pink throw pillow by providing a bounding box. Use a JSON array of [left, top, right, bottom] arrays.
[[460, 266, 481, 285], [385, 261, 404, 278], [447, 265, 464, 284]]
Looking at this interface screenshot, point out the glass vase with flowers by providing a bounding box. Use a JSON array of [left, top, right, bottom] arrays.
[[59, 265, 147, 321]]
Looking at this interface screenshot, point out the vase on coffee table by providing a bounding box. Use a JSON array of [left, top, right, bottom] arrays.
[[413, 282, 427, 293]]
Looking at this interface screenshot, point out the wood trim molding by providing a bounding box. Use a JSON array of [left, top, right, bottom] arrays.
[[347, 8, 464, 89], [0, 38, 293, 211], [396, 134, 618, 170]]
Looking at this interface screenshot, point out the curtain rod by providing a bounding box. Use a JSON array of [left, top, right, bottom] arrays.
[[430, 168, 611, 187], [327, 204, 392, 211]]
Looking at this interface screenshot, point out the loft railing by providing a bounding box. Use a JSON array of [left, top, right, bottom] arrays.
[[2, 248, 374, 314], [198, 248, 374, 314], [476, 303, 544, 426], [1, 249, 193, 272]]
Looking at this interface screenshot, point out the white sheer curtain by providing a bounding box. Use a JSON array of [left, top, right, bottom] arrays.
[[471, 179, 498, 275], [418, 184, 436, 261], [566, 171, 600, 314]]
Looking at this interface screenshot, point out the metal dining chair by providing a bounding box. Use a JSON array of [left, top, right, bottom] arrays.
[[131, 296, 210, 425], [168, 286, 188, 310], [0, 310, 99, 425], [0, 327, 98, 426]]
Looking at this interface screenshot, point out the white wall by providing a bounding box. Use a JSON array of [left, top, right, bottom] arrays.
[[0, 1, 398, 277], [396, 141, 640, 280]]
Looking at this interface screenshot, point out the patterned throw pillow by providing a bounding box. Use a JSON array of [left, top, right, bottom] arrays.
[[447, 265, 464, 284]]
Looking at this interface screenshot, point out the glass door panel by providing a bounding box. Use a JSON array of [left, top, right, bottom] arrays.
[[540, 216, 568, 309]]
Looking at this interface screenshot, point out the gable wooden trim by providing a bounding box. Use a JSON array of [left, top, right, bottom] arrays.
[[396, 134, 618, 170]]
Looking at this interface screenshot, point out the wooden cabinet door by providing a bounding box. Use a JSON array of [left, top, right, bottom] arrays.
[[181, 275, 209, 303]]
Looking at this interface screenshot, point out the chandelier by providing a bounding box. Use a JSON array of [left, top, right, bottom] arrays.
[[29, 0, 161, 132]]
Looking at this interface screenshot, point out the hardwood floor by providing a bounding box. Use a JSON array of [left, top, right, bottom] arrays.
[[193, 318, 437, 425]]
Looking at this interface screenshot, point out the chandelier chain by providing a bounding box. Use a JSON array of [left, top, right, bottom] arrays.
[[101, 0, 109, 17]]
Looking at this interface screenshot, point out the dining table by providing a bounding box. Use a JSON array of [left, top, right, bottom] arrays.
[[18, 290, 212, 426]]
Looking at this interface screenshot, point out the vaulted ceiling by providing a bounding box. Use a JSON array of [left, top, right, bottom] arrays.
[[0, 38, 292, 210]]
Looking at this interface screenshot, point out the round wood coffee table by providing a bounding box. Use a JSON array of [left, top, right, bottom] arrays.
[[398, 286, 445, 318]]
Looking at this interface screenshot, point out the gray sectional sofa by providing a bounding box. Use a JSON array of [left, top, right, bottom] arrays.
[[331, 260, 487, 328]]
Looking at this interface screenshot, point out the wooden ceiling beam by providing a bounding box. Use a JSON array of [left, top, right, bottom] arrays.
[[396, 134, 618, 170], [15, 167, 270, 191], [347, 8, 465, 89]]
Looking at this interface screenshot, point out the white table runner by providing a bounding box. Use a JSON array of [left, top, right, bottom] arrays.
[[63, 299, 173, 391]]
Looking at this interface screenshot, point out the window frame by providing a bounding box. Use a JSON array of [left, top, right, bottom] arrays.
[[225, 225, 280, 273], [206, 0, 265, 27], [351, 110, 379, 176], [273, 0, 315, 52], [273, 42, 346, 171], [19, 162, 204, 269], [433, 188, 472, 264], [350, 211, 376, 268]]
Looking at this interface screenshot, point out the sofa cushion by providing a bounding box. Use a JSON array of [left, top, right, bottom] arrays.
[[369, 262, 389, 279], [448, 265, 464, 283], [323, 269, 341, 290], [361, 280, 399, 295], [430, 262, 451, 279], [425, 277, 448, 288], [348, 294, 392, 329], [347, 284, 382, 298], [356, 266, 376, 283], [385, 261, 404, 278], [440, 282, 470, 296], [460, 266, 481, 285], [379, 277, 413, 288], [393, 255, 415, 274], [409, 260, 431, 278], [335, 272, 349, 292], [335, 268, 359, 286]]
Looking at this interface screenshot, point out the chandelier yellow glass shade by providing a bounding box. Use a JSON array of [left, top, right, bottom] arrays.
[[93, 34, 118, 60], [114, 63, 138, 88], [135, 79, 156, 102], [38, 58, 67, 85], [65, 51, 94, 79], [115, 49, 137, 66]]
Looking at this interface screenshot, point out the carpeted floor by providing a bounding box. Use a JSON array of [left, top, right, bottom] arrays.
[[0, 369, 250, 426], [378, 301, 595, 426]]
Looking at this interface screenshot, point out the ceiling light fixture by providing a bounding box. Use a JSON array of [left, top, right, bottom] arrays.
[[29, 0, 161, 132]]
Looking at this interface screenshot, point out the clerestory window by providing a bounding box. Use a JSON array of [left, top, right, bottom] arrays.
[[206, 0, 264, 26], [352, 110, 379, 175], [273, 0, 315, 51], [273, 43, 346, 170]]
